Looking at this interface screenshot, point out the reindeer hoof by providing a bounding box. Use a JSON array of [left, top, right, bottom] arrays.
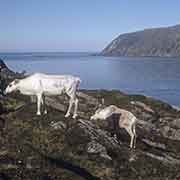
[[65, 113, 70, 118], [36, 112, 41, 116], [44, 110, 47, 114], [73, 114, 77, 119]]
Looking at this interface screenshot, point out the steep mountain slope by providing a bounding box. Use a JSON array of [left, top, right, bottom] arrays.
[[102, 25, 180, 57]]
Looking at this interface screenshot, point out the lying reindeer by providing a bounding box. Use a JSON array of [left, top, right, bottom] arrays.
[[4, 73, 81, 119], [91, 103, 137, 148]]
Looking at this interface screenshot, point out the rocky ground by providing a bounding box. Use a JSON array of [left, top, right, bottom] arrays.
[[0, 60, 180, 180]]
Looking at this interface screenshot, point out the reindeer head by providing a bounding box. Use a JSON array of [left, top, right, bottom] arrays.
[[4, 79, 20, 94], [91, 98, 106, 120]]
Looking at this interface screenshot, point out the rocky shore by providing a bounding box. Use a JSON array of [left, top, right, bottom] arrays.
[[0, 59, 180, 180]]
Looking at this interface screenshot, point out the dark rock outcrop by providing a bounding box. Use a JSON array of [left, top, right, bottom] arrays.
[[0, 62, 180, 179], [0, 89, 179, 179], [0, 58, 25, 93], [102, 24, 180, 57], [0, 59, 8, 70]]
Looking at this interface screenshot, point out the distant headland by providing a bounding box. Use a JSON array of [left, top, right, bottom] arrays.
[[101, 24, 180, 57]]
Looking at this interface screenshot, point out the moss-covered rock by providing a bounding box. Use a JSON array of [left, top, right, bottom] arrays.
[[0, 89, 180, 180], [0, 61, 180, 179]]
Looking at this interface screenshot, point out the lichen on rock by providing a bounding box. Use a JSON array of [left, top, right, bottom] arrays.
[[0, 59, 180, 179]]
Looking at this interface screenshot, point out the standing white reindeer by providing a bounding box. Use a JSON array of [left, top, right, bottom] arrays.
[[4, 73, 81, 119], [91, 102, 137, 148]]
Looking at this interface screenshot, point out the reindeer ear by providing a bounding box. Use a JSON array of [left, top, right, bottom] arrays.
[[94, 103, 99, 110], [98, 103, 102, 108], [101, 98, 105, 105], [14, 79, 20, 84]]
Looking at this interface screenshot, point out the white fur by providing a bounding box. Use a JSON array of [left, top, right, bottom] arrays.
[[91, 105, 137, 148], [5, 73, 81, 119]]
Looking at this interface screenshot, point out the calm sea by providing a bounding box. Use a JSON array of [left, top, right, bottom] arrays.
[[1, 52, 180, 106]]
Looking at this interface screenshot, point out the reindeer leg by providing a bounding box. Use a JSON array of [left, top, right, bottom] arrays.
[[41, 95, 47, 114], [65, 88, 78, 119], [65, 97, 74, 118], [130, 134, 134, 149], [126, 127, 134, 149], [36, 94, 42, 116], [73, 98, 78, 119], [133, 124, 136, 149]]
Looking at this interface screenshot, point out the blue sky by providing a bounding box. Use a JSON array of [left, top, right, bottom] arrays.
[[0, 0, 180, 52]]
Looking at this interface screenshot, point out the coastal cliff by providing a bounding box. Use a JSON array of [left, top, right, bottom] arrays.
[[0, 60, 180, 179], [102, 24, 180, 57]]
